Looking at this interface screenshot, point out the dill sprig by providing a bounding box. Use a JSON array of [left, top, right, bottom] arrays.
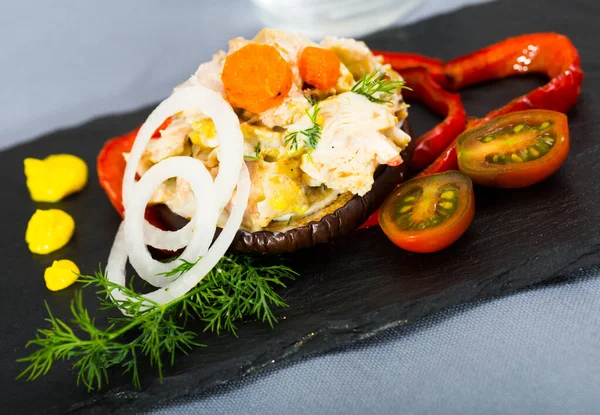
[[244, 142, 261, 161], [17, 255, 296, 391], [304, 94, 318, 106], [158, 257, 200, 278], [184, 256, 295, 334], [351, 70, 411, 104], [285, 103, 322, 152]]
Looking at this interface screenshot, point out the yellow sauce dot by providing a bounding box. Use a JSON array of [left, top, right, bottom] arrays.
[[44, 259, 80, 291], [540, 121, 550, 129], [24, 154, 88, 202], [25, 209, 75, 254], [513, 124, 525, 133], [440, 191, 454, 200], [511, 154, 524, 163], [439, 201, 453, 210], [400, 205, 413, 213]]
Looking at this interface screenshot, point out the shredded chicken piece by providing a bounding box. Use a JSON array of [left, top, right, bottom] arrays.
[[298, 93, 410, 196], [320, 36, 381, 79], [143, 117, 191, 164]]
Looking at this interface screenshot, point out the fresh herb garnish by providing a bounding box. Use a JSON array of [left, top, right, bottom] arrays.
[[351, 70, 411, 104], [304, 94, 318, 106], [17, 255, 296, 391], [285, 103, 323, 152], [244, 142, 261, 161], [158, 257, 200, 278]]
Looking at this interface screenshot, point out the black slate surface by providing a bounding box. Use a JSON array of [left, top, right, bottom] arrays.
[[1, 0, 599, 413]]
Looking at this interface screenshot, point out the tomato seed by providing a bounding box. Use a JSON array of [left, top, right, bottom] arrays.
[[440, 191, 454, 200]]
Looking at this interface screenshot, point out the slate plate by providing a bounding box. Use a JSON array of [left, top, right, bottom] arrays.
[[1, 0, 599, 413]]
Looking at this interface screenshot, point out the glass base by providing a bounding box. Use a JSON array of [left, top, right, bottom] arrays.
[[251, 0, 425, 39]]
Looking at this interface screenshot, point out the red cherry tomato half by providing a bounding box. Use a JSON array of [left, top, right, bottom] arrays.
[[379, 171, 475, 253], [457, 110, 569, 188]]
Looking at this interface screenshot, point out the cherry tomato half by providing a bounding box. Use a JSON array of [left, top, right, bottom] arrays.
[[379, 171, 475, 253], [457, 110, 569, 188]]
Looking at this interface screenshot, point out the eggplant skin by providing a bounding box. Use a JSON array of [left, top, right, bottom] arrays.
[[155, 121, 413, 254]]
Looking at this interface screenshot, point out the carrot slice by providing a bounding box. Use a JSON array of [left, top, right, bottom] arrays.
[[221, 44, 293, 113], [298, 46, 341, 89]]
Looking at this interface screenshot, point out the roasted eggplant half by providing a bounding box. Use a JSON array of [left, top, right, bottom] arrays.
[[154, 121, 413, 254]]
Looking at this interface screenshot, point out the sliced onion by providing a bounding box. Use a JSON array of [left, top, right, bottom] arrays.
[[145, 164, 250, 303], [122, 85, 244, 241], [142, 221, 195, 252], [106, 164, 250, 312], [105, 83, 250, 314], [105, 222, 130, 308], [124, 157, 218, 287]]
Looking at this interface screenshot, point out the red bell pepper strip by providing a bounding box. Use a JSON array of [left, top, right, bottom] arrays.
[[400, 68, 467, 171], [97, 128, 138, 215], [445, 33, 583, 122], [154, 117, 173, 138], [363, 33, 583, 226], [420, 33, 583, 176], [444, 33, 582, 91], [97, 117, 172, 219], [417, 140, 459, 177], [375, 51, 446, 86], [359, 208, 382, 229]]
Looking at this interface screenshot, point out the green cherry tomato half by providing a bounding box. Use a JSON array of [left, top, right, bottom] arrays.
[[379, 171, 475, 253], [457, 110, 570, 188]]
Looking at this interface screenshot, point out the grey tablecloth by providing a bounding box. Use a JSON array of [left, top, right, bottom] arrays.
[[3, 1, 599, 414]]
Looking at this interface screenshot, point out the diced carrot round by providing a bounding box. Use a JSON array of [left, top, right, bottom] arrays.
[[221, 44, 293, 114], [298, 46, 341, 89]]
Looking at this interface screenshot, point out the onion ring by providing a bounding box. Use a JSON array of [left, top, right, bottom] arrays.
[[124, 157, 218, 287], [106, 164, 250, 312], [105, 84, 249, 313], [122, 85, 244, 248]]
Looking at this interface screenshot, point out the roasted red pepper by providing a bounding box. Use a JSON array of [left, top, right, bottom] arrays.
[[97, 117, 171, 216], [400, 68, 467, 171], [154, 117, 173, 138], [375, 51, 446, 86], [445, 33, 583, 121], [97, 128, 137, 215], [420, 33, 583, 176], [363, 33, 583, 226]]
